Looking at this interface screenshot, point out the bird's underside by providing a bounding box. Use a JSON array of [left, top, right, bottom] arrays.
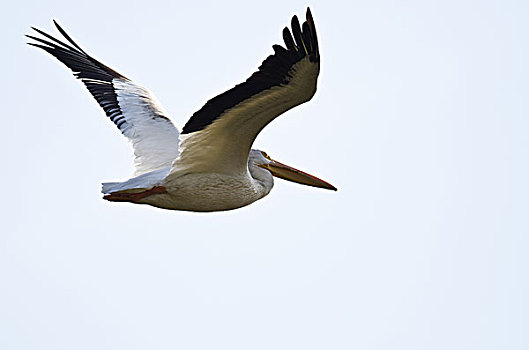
[[103, 170, 274, 212], [27, 8, 336, 212]]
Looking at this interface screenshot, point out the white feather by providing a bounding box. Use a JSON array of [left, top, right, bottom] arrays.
[[113, 79, 180, 176], [101, 167, 170, 194]]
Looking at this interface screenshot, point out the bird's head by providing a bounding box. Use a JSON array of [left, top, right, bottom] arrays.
[[249, 149, 337, 191]]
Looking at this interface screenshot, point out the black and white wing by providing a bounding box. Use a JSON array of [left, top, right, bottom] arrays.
[[27, 22, 180, 176], [171, 8, 320, 175]]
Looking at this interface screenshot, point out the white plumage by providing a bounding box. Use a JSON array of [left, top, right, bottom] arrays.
[[113, 79, 180, 176], [27, 8, 336, 212]]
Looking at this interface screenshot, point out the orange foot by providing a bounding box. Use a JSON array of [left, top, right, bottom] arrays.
[[103, 186, 167, 203]]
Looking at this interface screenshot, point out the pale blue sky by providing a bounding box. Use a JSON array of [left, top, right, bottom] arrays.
[[1, 0, 528, 349]]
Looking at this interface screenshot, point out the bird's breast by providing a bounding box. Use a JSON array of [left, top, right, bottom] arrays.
[[141, 172, 269, 212]]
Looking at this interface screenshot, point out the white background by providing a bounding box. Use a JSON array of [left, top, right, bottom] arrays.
[[1, 0, 527, 349]]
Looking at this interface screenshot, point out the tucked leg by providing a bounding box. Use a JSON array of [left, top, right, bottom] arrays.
[[103, 186, 167, 203]]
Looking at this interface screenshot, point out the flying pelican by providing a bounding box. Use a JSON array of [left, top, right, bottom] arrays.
[[27, 7, 336, 212]]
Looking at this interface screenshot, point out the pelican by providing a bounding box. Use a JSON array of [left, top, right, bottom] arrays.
[[27, 8, 336, 212]]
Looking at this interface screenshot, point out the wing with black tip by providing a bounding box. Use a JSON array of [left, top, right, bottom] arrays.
[[173, 8, 320, 175], [27, 22, 180, 175]]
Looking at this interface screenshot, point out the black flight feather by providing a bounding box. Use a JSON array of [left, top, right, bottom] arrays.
[[181, 7, 319, 134], [26, 21, 132, 133]]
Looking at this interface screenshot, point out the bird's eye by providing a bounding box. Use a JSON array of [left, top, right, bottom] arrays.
[[260, 151, 271, 160]]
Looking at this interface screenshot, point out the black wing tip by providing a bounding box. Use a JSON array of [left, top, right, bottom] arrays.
[[26, 21, 76, 52], [291, 14, 300, 26], [26, 42, 43, 49], [305, 7, 319, 61], [51, 19, 88, 54], [280, 8, 319, 62], [52, 20, 63, 34], [181, 8, 320, 135], [282, 27, 296, 52], [27, 20, 129, 80]]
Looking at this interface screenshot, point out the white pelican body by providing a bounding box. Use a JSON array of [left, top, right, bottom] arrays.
[[28, 8, 336, 212], [114, 152, 271, 212]]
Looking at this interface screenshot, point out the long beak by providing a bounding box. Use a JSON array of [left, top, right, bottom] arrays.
[[262, 159, 337, 191]]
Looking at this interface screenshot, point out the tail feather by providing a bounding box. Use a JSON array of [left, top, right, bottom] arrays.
[[101, 167, 171, 195], [101, 182, 122, 194]]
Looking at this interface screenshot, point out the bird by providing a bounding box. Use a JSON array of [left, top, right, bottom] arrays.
[[26, 7, 336, 212]]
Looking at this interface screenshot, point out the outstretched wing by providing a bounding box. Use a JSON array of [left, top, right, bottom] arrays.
[[27, 22, 180, 176], [171, 8, 320, 175]]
